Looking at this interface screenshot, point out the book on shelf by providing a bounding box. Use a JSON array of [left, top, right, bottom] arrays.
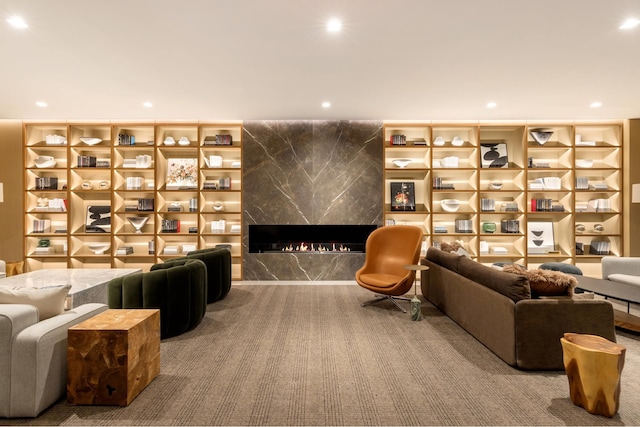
[[589, 240, 610, 255], [32, 219, 51, 233], [203, 135, 233, 146], [389, 134, 406, 146], [77, 155, 97, 168], [116, 246, 134, 255], [138, 198, 154, 211], [161, 219, 180, 233]]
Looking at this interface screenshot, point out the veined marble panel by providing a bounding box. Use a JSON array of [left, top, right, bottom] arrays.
[[243, 120, 383, 280]]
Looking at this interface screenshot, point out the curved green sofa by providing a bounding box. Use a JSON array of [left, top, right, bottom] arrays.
[[152, 247, 231, 303], [108, 258, 207, 339]]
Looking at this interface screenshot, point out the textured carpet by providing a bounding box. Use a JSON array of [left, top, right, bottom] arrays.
[[4, 284, 640, 426]]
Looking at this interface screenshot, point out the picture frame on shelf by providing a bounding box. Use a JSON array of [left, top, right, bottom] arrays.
[[166, 158, 198, 190], [390, 182, 416, 211], [85, 205, 111, 233], [480, 142, 508, 168], [527, 221, 554, 254]]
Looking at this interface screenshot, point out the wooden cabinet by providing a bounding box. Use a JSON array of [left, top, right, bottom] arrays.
[[382, 121, 623, 277], [23, 121, 244, 279]]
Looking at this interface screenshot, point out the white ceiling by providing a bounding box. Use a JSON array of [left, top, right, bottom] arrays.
[[1, 0, 639, 122]]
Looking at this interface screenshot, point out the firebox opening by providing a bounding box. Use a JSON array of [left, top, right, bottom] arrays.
[[249, 224, 377, 253]]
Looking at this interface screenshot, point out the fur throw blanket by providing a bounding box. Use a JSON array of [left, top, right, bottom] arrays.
[[502, 264, 577, 297]]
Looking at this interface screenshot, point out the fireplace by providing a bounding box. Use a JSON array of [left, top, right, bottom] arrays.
[[249, 224, 377, 253]]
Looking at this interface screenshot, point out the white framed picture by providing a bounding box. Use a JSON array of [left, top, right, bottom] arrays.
[[481, 142, 508, 168], [527, 221, 554, 254]]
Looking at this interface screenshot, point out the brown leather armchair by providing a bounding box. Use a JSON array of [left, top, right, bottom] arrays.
[[356, 225, 424, 312]]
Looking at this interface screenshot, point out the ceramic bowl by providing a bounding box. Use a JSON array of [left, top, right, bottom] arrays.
[[440, 199, 461, 212], [164, 136, 176, 145], [451, 136, 464, 146], [576, 159, 594, 168], [178, 137, 190, 146], [433, 136, 445, 146], [392, 158, 412, 168], [212, 201, 225, 211], [35, 156, 56, 168], [79, 137, 102, 146], [529, 128, 553, 145], [87, 243, 110, 255], [490, 180, 503, 190]]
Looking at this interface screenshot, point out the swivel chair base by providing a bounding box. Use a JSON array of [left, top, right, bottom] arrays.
[[361, 294, 411, 313]]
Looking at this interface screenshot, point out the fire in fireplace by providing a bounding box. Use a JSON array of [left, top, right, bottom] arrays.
[[249, 224, 377, 253]]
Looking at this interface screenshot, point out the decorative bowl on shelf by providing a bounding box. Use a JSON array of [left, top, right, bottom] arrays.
[[490, 180, 503, 190], [87, 243, 110, 255], [79, 137, 102, 146], [440, 199, 461, 212], [529, 128, 553, 145], [576, 159, 594, 168], [163, 136, 176, 146], [127, 216, 150, 233], [392, 158, 412, 168], [35, 156, 56, 168], [451, 136, 464, 146], [178, 137, 190, 146], [433, 136, 445, 146], [212, 201, 225, 211]]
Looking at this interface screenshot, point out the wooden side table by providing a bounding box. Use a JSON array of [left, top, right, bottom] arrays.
[[67, 309, 160, 406], [560, 333, 626, 418]]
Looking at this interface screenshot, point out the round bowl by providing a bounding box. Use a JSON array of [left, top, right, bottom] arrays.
[[529, 128, 553, 145], [433, 136, 445, 146], [80, 137, 102, 146], [392, 158, 412, 168], [440, 199, 461, 212], [451, 136, 464, 146], [212, 201, 225, 211], [490, 180, 503, 190], [87, 243, 110, 255], [163, 136, 176, 146], [35, 156, 56, 168], [178, 137, 190, 146], [576, 159, 594, 168]]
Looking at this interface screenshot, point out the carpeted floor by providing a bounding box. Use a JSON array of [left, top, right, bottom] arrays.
[[4, 284, 640, 426]]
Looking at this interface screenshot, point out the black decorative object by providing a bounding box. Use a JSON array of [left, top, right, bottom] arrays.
[[85, 205, 111, 233], [481, 143, 508, 168]]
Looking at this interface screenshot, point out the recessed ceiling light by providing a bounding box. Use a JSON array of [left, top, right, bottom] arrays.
[[619, 18, 640, 30], [35, 101, 47, 108], [327, 19, 342, 33], [590, 101, 603, 108], [7, 16, 28, 29], [143, 101, 153, 108], [322, 101, 331, 108], [486, 102, 497, 108]]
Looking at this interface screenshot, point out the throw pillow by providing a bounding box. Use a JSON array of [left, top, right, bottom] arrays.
[[0, 284, 71, 320], [502, 264, 577, 297]]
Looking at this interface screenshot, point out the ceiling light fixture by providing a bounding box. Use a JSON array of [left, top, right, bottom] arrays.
[[619, 18, 640, 30], [322, 102, 331, 108], [7, 16, 28, 29], [327, 18, 342, 33], [35, 101, 47, 107], [486, 102, 497, 108], [143, 101, 153, 108], [590, 101, 603, 108]]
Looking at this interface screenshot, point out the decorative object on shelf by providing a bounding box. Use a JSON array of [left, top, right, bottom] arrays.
[[575, 223, 586, 233], [79, 137, 102, 146], [593, 224, 604, 232], [479, 240, 489, 254], [501, 219, 520, 233], [481, 143, 508, 168], [161, 219, 180, 233], [135, 154, 152, 168], [441, 156, 459, 168], [127, 216, 150, 234], [117, 133, 135, 145], [178, 137, 190, 146], [212, 201, 224, 211], [81, 181, 92, 190], [451, 136, 464, 146], [98, 181, 110, 189], [204, 135, 233, 146], [163, 136, 176, 146], [166, 158, 198, 189], [589, 240, 610, 255], [85, 205, 111, 233], [230, 224, 241, 234], [440, 199, 460, 212], [231, 160, 241, 168], [34, 155, 56, 168], [36, 197, 49, 208], [482, 222, 497, 233], [116, 246, 134, 255], [137, 198, 154, 211], [527, 221, 554, 254], [434, 225, 448, 233], [211, 219, 226, 233], [168, 202, 184, 212], [389, 134, 406, 146], [575, 135, 596, 146], [433, 136, 445, 146], [490, 180, 503, 190], [148, 240, 155, 255], [576, 159, 594, 168], [87, 243, 110, 255], [45, 134, 66, 145], [34, 176, 58, 190], [189, 197, 198, 212], [433, 177, 455, 190], [529, 128, 554, 145], [203, 155, 223, 168], [455, 219, 473, 233], [392, 158, 412, 168], [126, 176, 144, 190], [390, 182, 415, 211], [189, 227, 198, 233], [480, 198, 495, 212]]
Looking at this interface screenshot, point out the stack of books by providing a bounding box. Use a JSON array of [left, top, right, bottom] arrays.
[[116, 246, 134, 255], [433, 177, 455, 190], [137, 198, 154, 211], [589, 240, 610, 255], [32, 219, 51, 233], [390, 135, 406, 146], [126, 176, 144, 190], [163, 245, 180, 255], [117, 133, 135, 145], [480, 198, 496, 212], [204, 135, 233, 145], [77, 155, 97, 167], [211, 219, 226, 233], [35, 177, 58, 190], [455, 219, 473, 233], [161, 219, 180, 233], [501, 219, 520, 233], [434, 225, 448, 233], [34, 246, 55, 255], [576, 176, 589, 190]]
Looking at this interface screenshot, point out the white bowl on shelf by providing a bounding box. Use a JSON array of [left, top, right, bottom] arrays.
[[178, 137, 190, 146], [392, 158, 412, 168], [576, 159, 594, 168], [79, 137, 102, 146], [440, 199, 461, 212], [87, 243, 110, 255], [433, 136, 445, 146], [163, 136, 176, 146], [34, 156, 56, 168], [451, 136, 464, 146]]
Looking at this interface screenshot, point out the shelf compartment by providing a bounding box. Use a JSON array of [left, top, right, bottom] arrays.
[[479, 125, 526, 168], [384, 124, 430, 146], [199, 123, 243, 147], [478, 235, 525, 257], [431, 126, 478, 147], [526, 146, 573, 169], [574, 147, 621, 169], [432, 147, 478, 169], [574, 125, 621, 147], [112, 124, 155, 147], [24, 124, 68, 146], [384, 213, 430, 233], [155, 124, 198, 147], [26, 146, 69, 169], [526, 125, 573, 147], [574, 170, 620, 192], [385, 147, 429, 169], [478, 169, 525, 192]]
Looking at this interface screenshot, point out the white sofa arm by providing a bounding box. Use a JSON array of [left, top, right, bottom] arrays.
[[601, 257, 640, 280], [8, 303, 108, 418], [0, 260, 6, 278]]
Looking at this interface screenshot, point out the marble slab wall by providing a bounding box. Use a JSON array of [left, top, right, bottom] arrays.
[[243, 120, 383, 280]]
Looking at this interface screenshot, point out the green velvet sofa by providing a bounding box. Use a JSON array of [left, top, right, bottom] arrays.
[[108, 258, 207, 339]]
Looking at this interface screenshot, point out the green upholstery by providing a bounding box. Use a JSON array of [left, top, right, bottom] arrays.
[[109, 259, 207, 339], [153, 247, 231, 303]]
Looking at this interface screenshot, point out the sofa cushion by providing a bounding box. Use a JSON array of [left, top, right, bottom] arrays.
[[502, 264, 576, 297], [608, 274, 640, 287], [539, 262, 583, 275], [0, 285, 71, 320], [426, 247, 463, 273], [457, 257, 531, 302]]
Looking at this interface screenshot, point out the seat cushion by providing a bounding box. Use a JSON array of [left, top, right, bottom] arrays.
[[539, 262, 583, 275], [359, 273, 405, 289], [608, 274, 640, 287]]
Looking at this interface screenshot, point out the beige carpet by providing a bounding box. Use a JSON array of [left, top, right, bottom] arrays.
[[5, 284, 640, 426]]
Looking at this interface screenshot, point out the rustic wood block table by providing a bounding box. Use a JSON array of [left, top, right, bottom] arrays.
[[67, 309, 160, 406], [560, 332, 626, 418]]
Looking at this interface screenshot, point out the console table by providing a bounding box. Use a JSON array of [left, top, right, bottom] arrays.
[[0, 268, 141, 308]]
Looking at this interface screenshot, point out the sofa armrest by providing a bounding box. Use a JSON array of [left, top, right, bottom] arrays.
[[602, 256, 640, 280], [514, 299, 615, 370], [9, 303, 108, 417]]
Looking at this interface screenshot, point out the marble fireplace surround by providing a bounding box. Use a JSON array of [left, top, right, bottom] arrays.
[[242, 120, 383, 280]]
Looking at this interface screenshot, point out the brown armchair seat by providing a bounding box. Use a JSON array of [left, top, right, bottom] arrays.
[[356, 225, 424, 312]]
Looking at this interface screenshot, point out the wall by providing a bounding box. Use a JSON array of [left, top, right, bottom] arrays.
[[0, 121, 23, 262], [242, 120, 383, 279], [627, 119, 640, 256]]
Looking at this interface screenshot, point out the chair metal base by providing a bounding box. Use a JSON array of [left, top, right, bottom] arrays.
[[361, 294, 411, 313]]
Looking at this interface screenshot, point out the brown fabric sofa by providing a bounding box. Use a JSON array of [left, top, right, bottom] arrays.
[[420, 247, 616, 370]]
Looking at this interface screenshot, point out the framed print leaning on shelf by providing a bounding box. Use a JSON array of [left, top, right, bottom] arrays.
[[481, 142, 508, 168], [166, 158, 198, 189], [85, 205, 111, 233], [390, 182, 416, 211], [527, 221, 554, 254]]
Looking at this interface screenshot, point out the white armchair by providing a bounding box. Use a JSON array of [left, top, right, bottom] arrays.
[[601, 256, 640, 287]]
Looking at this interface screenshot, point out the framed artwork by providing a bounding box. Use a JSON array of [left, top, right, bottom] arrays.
[[166, 158, 198, 189], [481, 142, 509, 168], [390, 182, 416, 211], [85, 205, 111, 233], [527, 221, 554, 254]]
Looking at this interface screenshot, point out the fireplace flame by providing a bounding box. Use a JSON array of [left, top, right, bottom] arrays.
[[282, 242, 351, 252]]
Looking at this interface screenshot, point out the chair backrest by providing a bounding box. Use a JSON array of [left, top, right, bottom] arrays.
[[363, 225, 424, 276]]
